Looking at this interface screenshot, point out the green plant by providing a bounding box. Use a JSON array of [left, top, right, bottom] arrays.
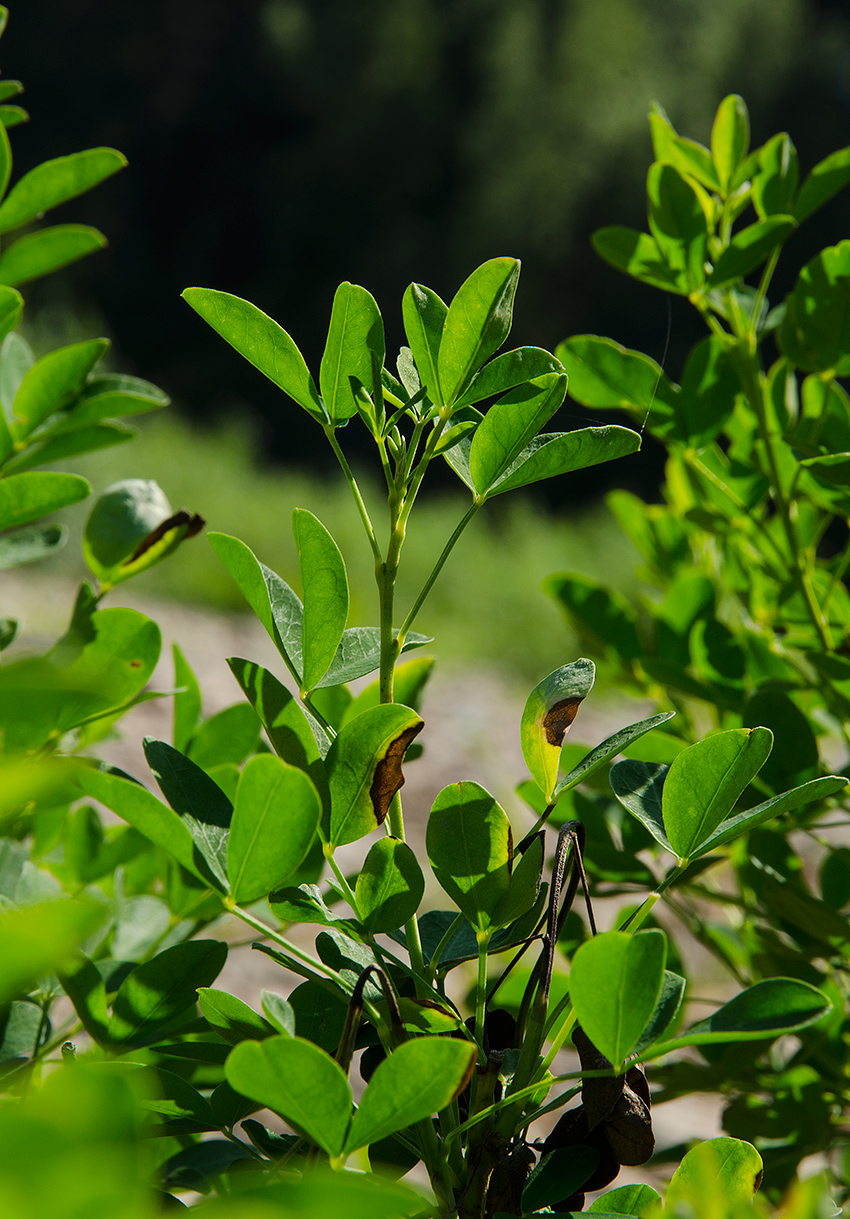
[[547, 94, 850, 1201], [2, 59, 847, 1219]]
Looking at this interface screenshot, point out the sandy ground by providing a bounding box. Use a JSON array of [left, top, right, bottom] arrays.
[[5, 570, 728, 1184]]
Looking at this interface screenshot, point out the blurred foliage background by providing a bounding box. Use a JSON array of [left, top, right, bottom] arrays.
[[4, 0, 850, 675]]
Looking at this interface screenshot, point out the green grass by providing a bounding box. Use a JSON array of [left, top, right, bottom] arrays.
[[54, 412, 641, 680]]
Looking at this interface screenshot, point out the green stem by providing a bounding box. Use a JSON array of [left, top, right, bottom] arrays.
[[474, 931, 490, 1062], [229, 902, 340, 985], [426, 912, 464, 983], [323, 844, 360, 916], [749, 247, 781, 340]]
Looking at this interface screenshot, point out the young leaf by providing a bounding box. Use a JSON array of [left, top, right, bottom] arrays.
[[568, 929, 667, 1066], [208, 532, 304, 681], [454, 346, 564, 409], [0, 147, 126, 233], [438, 257, 520, 406], [469, 373, 567, 495], [5, 421, 134, 474], [753, 132, 799, 219], [293, 508, 349, 693], [487, 425, 641, 496], [426, 781, 513, 931], [343, 1037, 476, 1154], [711, 95, 750, 191], [143, 738, 232, 892], [355, 838, 425, 934], [649, 106, 719, 191], [0, 470, 89, 530], [643, 977, 831, 1059], [182, 288, 326, 423], [521, 658, 595, 802], [109, 939, 227, 1046], [12, 338, 108, 433], [326, 703, 423, 846], [610, 760, 672, 852], [662, 727, 773, 861], [225, 1035, 352, 1157], [0, 224, 106, 286], [196, 988, 275, 1045], [261, 990, 296, 1037], [553, 711, 675, 798], [228, 754, 321, 904], [793, 145, 850, 222], [401, 282, 447, 406], [320, 281, 385, 424]]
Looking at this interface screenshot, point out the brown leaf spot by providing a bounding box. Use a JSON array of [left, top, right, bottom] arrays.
[[129, 659, 142, 668], [369, 721, 423, 825], [543, 696, 583, 746]]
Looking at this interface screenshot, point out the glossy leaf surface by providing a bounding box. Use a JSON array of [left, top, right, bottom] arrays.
[[426, 780, 513, 930], [355, 837, 425, 934], [568, 929, 667, 1065], [109, 939, 227, 1046], [320, 281, 384, 424], [438, 257, 519, 405], [293, 508, 349, 692], [0, 147, 126, 233]]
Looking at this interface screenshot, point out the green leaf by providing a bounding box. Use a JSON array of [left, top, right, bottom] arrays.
[[556, 335, 683, 440], [144, 738, 233, 892], [588, 1183, 663, 1215], [5, 421, 133, 473], [711, 95, 750, 191], [0, 224, 106, 286], [487, 425, 641, 496], [172, 643, 202, 754], [454, 346, 564, 409], [320, 626, 432, 688], [491, 831, 544, 928], [469, 373, 567, 495], [342, 655, 434, 727], [57, 955, 110, 1045], [109, 939, 227, 1046], [794, 145, 850, 222], [141, 1067, 214, 1126], [75, 766, 221, 889], [0, 82, 23, 104], [779, 240, 850, 376], [401, 282, 447, 406], [225, 1035, 351, 1157], [0, 470, 89, 529], [0, 118, 11, 202], [707, 216, 796, 289], [647, 163, 708, 291], [293, 508, 349, 692], [320, 282, 385, 424], [523, 1146, 600, 1214], [57, 373, 168, 427], [546, 573, 642, 665], [343, 1037, 475, 1154], [662, 727, 773, 861], [676, 335, 740, 446], [0, 105, 27, 129], [426, 780, 513, 931], [228, 754, 321, 903], [644, 977, 831, 1059], [188, 703, 261, 769], [610, 760, 672, 852], [667, 1137, 763, 1209], [208, 533, 304, 681], [753, 133, 799, 219], [568, 929, 667, 1066], [327, 703, 423, 846], [182, 288, 326, 423], [633, 970, 686, 1054], [0, 522, 65, 569], [196, 988, 274, 1045], [520, 658, 595, 802], [355, 838, 425, 934], [0, 898, 106, 1005], [694, 774, 847, 857], [269, 883, 362, 937], [13, 338, 108, 432], [438, 257, 520, 406], [0, 148, 126, 233], [554, 711, 675, 799], [592, 226, 688, 294]]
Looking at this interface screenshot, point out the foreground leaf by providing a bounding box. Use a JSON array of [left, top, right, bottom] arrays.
[[293, 508, 349, 692], [0, 147, 127, 233], [327, 704, 423, 846], [521, 659, 595, 802], [568, 930, 667, 1066], [426, 781, 513, 931], [109, 939, 227, 1046]]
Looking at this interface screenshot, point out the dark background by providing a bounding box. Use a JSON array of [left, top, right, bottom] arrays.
[[4, 0, 850, 498]]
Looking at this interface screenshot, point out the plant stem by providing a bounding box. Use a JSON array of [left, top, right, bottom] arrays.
[[325, 426, 382, 565], [398, 501, 481, 644], [229, 902, 339, 984]]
